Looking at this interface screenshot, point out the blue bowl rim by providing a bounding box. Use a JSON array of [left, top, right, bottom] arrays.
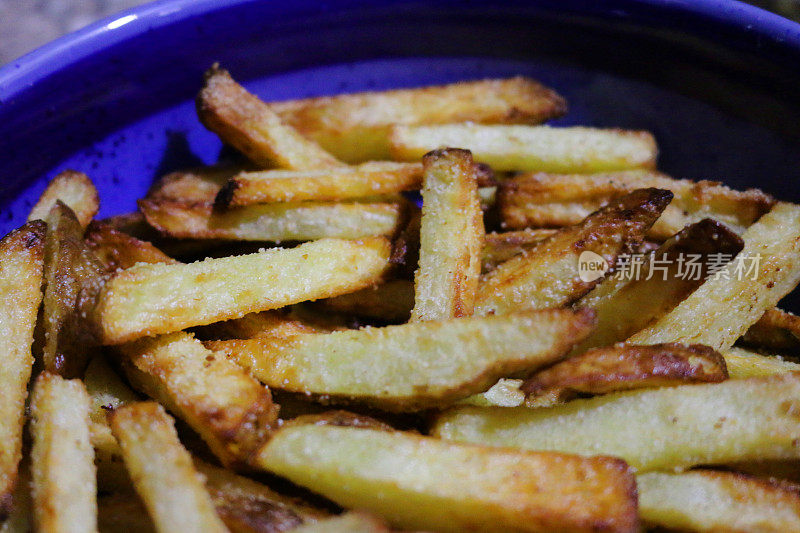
[[2, 0, 800, 101]]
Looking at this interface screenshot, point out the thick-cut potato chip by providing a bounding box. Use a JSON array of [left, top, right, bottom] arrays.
[[498, 170, 774, 240], [0, 222, 45, 518], [254, 424, 638, 533], [85, 221, 176, 271], [481, 228, 556, 272], [270, 77, 567, 162], [320, 280, 414, 322], [638, 470, 800, 532], [741, 308, 800, 356], [411, 148, 483, 321], [109, 402, 228, 533], [30, 373, 96, 533], [723, 347, 800, 378], [198, 65, 345, 170], [433, 372, 800, 472], [117, 332, 278, 466], [28, 170, 100, 229], [629, 203, 800, 350], [389, 124, 658, 173], [93, 237, 391, 344], [139, 198, 404, 241], [209, 308, 594, 411], [474, 188, 671, 315]]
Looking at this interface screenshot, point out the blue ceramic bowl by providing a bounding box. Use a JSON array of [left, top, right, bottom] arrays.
[[1, 0, 799, 235]]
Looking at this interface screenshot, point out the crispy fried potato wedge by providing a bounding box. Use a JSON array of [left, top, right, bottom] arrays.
[[198, 65, 344, 169], [41, 202, 109, 377], [0, 222, 45, 518], [285, 512, 389, 533], [458, 378, 527, 408], [194, 309, 334, 340], [433, 372, 800, 472], [411, 148, 483, 321], [319, 280, 414, 322], [638, 470, 800, 532], [30, 373, 96, 533], [741, 308, 800, 356], [208, 308, 595, 411], [93, 237, 390, 344], [218, 162, 423, 207], [573, 219, 744, 353], [139, 198, 405, 241], [254, 424, 638, 533], [474, 188, 672, 315], [723, 347, 800, 378], [28, 170, 99, 229], [109, 402, 228, 533], [481, 228, 556, 272], [148, 165, 246, 204], [85, 221, 177, 270], [389, 124, 657, 173], [270, 76, 566, 162], [117, 332, 278, 466], [498, 170, 774, 240], [629, 202, 800, 350], [521, 343, 727, 403]]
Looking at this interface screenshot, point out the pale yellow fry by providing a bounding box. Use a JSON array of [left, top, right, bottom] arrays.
[[109, 402, 228, 533], [0, 222, 44, 517], [30, 373, 96, 533], [271, 76, 567, 162], [83, 355, 139, 427], [723, 347, 800, 378], [411, 148, 483, 321], [638, 470, 800, 532], [432, 372, 800, 472], [92, 237, 391, 344], [28, 170, 99, 229], [629, 202, 800, 350], [389, 124, 657, 173]]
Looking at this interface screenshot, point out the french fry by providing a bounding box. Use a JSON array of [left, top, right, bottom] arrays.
[[109, 402, 228, 533], [285, 512, 389, 532], [474, 188, 672, 315], [28, 170, 99, 229], [198, 65, 345, 169], [572, 219, 744, 353], [433, 372, 800, 472], [0, 222, 44, 518], [481, 228, 556, 272], [217, 162, 423, 207], [521, 343, 727, 404], [30, 373, 96, 533], [723, 347, 800, 378], [411, 148, 483, 321], [637, 470, 800, 532], [253, 424, 638, 533], [389, 124, 658, 173], [148, 165, 246, 204], [208, 308, 595, 411], [117, 332, 278, 466], [85, 221, 177, 270], [458, 379, 526, 408], [84, 355, 139, 426], [92, 237, 390, 344], [270, 76, 567, 162], [139, 198, 405, 241], [498, 170, 774, 240], [319, 280, 414, 322], [193, 309, 334, 340], [741, 308, 800, 356], [628, 202, 800, 350]]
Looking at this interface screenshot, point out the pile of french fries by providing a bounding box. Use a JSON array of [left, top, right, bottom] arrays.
[[4, 63, 800, 533]]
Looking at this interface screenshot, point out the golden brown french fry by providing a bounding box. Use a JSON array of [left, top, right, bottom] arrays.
[[0, 222, 44, 518], [433, 372, 800, 472], [109, 402, 228, 533], [117, 332, 278, 466], [389, 124, 658, 173], [30, 373, 96, 533], [474, 188, 672, 315], [629, 202, 800, 350], [572, 219, 744, 353], [521, 343, 727, 403], [319, 280, 414, 322], [481, 228, 556, 272], [253, 424, 638, 533], [198, 65, 345, 169], [270, 76, 567, 162], [28, 170, 100, 229], [498, 170, 774, 240], [411, 148, 483, 321], [148, 165, 246, 204], [208, 308, 595, 411], [93, 237, 391, 344], [193, 309, 334, 340], [85, 221, 177, 270], [285, 512, 389, 533], [741, 308, 800, 355], [638, 470, 800, 532], [139, 198, 405, 241], [723, 347, 800, 378], [217, 162, 423, 207]]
